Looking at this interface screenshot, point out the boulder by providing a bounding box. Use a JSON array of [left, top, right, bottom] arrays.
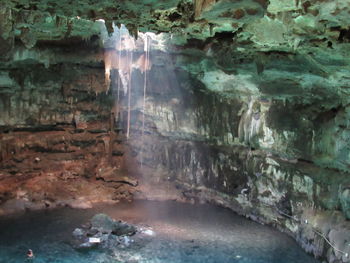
[[72, 213, 138, 252], [90, 213, 136, 236], [90, 213, 116, 233], [112, 221, 137, 236], [72, 228, 85, 238]]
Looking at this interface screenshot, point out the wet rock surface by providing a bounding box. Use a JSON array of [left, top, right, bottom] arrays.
[[72, 213, 137, 250], [90, 213, 136, 236], [1, 1, 350, 263]]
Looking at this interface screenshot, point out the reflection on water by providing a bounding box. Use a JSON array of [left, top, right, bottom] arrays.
[[0, 200, 320, 263]]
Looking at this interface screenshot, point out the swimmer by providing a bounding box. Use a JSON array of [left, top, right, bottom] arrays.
[[26, 249, 34, 260]]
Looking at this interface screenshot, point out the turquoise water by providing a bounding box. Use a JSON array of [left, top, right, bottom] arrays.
[[0, 200, 319, 263]]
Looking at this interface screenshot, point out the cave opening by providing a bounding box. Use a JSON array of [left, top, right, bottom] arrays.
[[1, 0, 350, 263]]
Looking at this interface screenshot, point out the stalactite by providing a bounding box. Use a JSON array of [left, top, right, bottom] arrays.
[[105, 20, 114, 36], [119, 69, 128, 95], [104, 50, 112, 91], [194, 0, 216, 18]]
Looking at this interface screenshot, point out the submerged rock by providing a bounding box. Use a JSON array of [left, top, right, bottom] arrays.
[[72, 213, 137, 251], [112, 221, 137, 236], [90, 213, 116, 233], [72, 228, 85, 238], [90, 213, 136, 235]]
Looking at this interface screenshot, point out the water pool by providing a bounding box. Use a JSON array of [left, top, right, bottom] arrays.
[[0, 200, 319, 263]]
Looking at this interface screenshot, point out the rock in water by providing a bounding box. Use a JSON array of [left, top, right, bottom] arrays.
[[72, 228, 85, 238], [112, 221, 136, 236], [72, 214, 138, 251], [90, 213, 136, 236], [90, 213, 116, 233]]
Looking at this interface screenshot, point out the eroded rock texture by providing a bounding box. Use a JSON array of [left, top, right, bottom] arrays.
[[1, 0, 350, 262]]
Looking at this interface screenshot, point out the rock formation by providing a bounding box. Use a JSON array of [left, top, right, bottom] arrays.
[[1, 0, 350, 262]]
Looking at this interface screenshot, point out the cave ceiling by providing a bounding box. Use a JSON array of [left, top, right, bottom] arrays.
[[1, 0, 350, 107], [1, 0, 350, 51]]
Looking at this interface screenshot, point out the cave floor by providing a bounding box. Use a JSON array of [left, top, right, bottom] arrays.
[[0, 200, 319, 263]]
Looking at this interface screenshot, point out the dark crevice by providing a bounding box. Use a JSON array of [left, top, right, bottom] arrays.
[[213, 31, 236, 40], [112, 150, 124, 156], [327, 41, 333, 48], [26, 146, 75, 153], [0, 125, 67, 133], [314, 106, 342, 124], [297, 158, 314, 164], [96, 177, 138, 187], [168, 12, 182, 22], [338, 28, 350, 42]]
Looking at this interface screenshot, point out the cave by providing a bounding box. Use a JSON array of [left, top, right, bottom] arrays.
[[1, 0, 350, 262]]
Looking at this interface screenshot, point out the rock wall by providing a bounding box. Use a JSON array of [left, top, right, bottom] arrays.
[[0, 42, 142, 214], [121, 46, 350, 263]]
